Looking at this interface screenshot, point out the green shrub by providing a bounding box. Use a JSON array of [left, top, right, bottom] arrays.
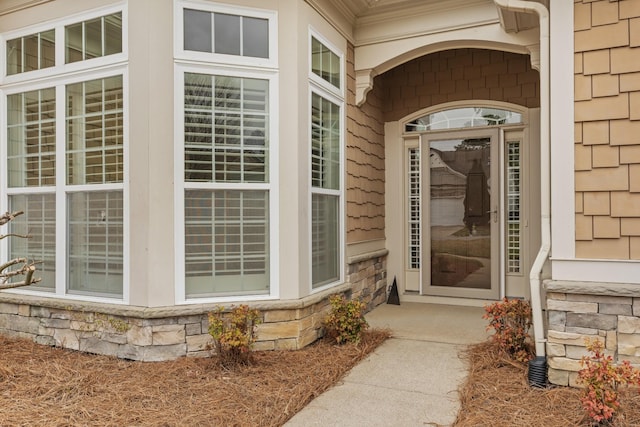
[[208, 305, 261, 367], [483, 298, 533, 362], [324, 294, 369, 345]]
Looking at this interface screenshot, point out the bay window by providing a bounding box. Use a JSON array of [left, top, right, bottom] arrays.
[[65, 76, 124, 297], [309, 33, 343, 289], [2, 7, 126, 300], [182, 73, 271, 298], [177, 2, 277, 301]]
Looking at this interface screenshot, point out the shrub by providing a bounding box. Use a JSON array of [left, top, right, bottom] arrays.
[[578, 338, 640, 425], [483, 297, 533, 362], [324, 294, 369, 345], [208, 305, 261, 367]]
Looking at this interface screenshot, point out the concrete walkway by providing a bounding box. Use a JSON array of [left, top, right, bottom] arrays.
[[285, 302, 491, 427]]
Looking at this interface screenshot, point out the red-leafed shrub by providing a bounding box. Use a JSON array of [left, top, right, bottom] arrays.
[[483, 298, 533, 362]]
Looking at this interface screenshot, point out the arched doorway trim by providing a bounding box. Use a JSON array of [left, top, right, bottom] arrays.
[[356, 36, 538, 105]]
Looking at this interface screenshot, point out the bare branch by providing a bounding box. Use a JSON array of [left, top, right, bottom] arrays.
[[0, 211, 40, 289], [0, 211, 24, 227], [0, 258, 27, 274], [0, 276, 41, 290], [0, 232, 32, 241]]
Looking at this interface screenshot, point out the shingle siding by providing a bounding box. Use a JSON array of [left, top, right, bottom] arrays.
[[346, 43, 386, 243], [379, 48, 540, 123], [574, 0, 640, 260]]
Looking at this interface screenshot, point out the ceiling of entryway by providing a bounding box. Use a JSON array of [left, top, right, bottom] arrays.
[[326, 0, 547, 34]]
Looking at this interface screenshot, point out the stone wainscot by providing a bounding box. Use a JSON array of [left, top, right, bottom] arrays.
[[0, 250, 387, 361], [545, 280, 640, 387]]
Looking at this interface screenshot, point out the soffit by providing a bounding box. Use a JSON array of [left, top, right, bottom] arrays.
[[496, 0, 548, 33], [321, 0, 544, 43], [329, 0, 491, 24]]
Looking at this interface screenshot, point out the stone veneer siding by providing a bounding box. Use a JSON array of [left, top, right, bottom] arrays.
[[574, 0, 640, 259], [545, 280, 640, 387], [0, 252, 387, 361]]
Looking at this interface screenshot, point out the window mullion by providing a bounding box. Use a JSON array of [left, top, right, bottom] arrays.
[[211, 13, 215, 54], [101, 16, 106, 57], [37, 33, 41, 70], [20, 38, 25, 74], [55, 83, 66, 296], [81, 21, 86, 61]]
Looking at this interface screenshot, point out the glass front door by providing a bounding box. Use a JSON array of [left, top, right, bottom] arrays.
[[421, 129, 499, 299]]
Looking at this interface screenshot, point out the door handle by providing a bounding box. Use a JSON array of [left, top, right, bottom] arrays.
[[487, 207, 498, 223]]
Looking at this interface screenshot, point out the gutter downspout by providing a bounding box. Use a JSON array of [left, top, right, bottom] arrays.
[[492, 0, 550, 359]]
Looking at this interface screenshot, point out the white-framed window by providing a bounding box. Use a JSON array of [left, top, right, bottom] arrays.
[[308, 30, 344, 290], [175, 1, 277, 68], [174, 1, 278, 302], [6, 29, 55, 76], [311, 36, 341, 92], [2, 5, 127, 84], [1, 6, 128, 302]]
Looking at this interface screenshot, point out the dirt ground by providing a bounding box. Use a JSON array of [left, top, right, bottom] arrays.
[[0, 330, 389, 427], [454, 341, 640, 427]]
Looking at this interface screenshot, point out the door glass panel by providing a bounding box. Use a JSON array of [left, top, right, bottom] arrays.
[[429, 137, 491, 289]]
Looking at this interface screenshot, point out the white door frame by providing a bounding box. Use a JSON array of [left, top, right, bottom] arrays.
[[385, 102, 537, 304], [419, 128, 500, 300]]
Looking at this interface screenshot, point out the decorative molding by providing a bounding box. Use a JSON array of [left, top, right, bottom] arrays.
[[355, 68, 377, 106], [354, 18, 501, 47], [328, 0, 487, 24], [355, 0, 488, 27], [0, 0, 53, 16], [527, 43, 541, 71]]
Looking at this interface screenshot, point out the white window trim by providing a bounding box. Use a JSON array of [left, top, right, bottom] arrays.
[[308, 85, 345, 294], [308, 27, 345, 294], [1, 3, 128, 86], [174, 0, 278, 70], [308, 28, 344, 100], [0, 8, 130, 304], [1, 69, 131, 304], [173, 63, 280, 304]]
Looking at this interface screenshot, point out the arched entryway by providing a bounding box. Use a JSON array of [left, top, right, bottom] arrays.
[[345, 0, 548, 305], [376, 48, 542, 303]]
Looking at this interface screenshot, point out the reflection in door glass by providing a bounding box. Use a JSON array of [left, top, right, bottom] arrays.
[[430, 138, 491, 289]]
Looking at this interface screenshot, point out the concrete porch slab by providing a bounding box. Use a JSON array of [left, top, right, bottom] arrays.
[[285, 302, 491, 427]]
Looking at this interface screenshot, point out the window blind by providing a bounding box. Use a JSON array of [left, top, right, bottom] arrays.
[[184, 73, 268, 183]]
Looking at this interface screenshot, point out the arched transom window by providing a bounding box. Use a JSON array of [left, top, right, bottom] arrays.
[[405, 107, 523, 132]]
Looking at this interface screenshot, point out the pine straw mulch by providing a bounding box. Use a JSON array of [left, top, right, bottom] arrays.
[[0, 329, 390, 427], [454, 341, 640, 427]]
